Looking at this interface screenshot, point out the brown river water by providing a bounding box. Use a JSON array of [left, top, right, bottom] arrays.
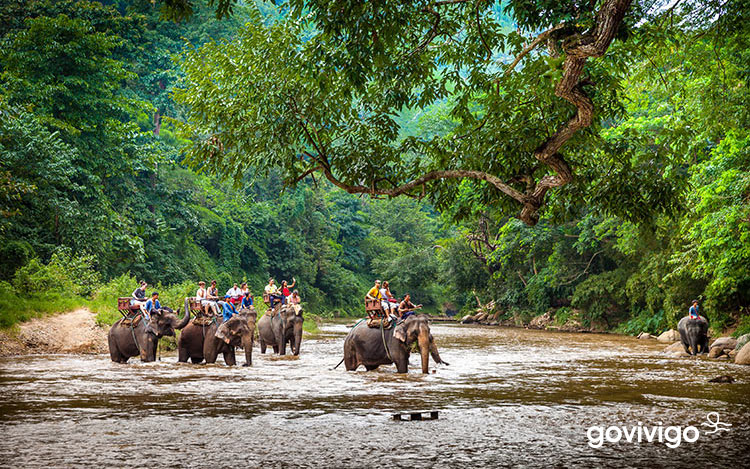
[[0, 322, 748, 468]]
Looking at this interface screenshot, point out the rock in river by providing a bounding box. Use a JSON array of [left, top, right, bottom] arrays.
[[735, 341, 750, 365], [657, 329, 680, 343], [708, 337, 738, 358]]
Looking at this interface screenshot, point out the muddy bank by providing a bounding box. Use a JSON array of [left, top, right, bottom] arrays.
[[0, 309, 108, 357]]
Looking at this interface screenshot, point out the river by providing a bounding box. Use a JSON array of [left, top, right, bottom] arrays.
[[0, 322, 748, 468]]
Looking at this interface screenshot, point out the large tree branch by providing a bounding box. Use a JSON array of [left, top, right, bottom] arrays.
[[316, 166, 527, 204], [503, 22, 568, 76], [518, 0, 632, 224]]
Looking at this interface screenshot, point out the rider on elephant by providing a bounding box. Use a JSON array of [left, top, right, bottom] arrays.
[[220, 297, 239, 322], [265, 278, 284, 309], [398, 294, 422, 319], [144, 292, 161, 319], [241, 290, 254, 309]]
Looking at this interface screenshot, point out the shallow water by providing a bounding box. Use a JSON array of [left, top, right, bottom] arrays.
[[0, 323, 748, 468]]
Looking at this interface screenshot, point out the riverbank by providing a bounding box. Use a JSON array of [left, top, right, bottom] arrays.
[[0, 309, 108, 357]]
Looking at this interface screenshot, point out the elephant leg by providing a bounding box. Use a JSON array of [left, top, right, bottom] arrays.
[[394, 356, 409, 373], [224, 348, 237, 366], [365, 364, 379, 371], [108, 334, 120, 363], [279, 335, 287, 355], [190, 357, 203, 364], [272, 344, 279, 354], [260, 337, 267, 354], [204, 340, 219, 364], [178, 345, 189, 363]]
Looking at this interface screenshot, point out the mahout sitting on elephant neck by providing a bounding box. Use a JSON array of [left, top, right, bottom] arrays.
[[178, 307, 256, 366]]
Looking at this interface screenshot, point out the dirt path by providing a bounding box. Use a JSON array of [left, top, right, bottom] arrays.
[[0, 309, 109, 357]]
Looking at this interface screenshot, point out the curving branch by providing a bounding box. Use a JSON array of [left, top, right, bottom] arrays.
[[503, 22, 568, 76], [518, 0, 632, 224]]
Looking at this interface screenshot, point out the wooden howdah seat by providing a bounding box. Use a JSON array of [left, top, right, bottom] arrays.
[[365, 298, 392, 328], [263, 293, 270, 305], [186, 297, 204, 315], [118, 297, 141, 318], [365, 298, 386, 319]]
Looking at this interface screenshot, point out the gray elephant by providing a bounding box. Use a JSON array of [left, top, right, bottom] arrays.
[[343, 314, 448, 373], [108, 307, 190, 363], [178, 307, 257, 366], [678, 315, 709, 355], [257, 303, 303, 355]]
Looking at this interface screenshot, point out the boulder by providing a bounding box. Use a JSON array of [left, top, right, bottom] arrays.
[[529, 312, 553, 330], [664, 342, 685, 353], [735, 342, 750, 365], [708, 337, 738, 358], [735, 333, 750, 351], [728, 349, 738, 359], [638, 332, 655, 340], [657, 329, 680, 343]]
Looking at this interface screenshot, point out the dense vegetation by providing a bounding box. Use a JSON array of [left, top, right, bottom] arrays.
[[1, 1, 747, 338]]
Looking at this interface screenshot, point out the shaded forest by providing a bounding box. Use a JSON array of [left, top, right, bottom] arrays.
[[1, 0, 748, 337]]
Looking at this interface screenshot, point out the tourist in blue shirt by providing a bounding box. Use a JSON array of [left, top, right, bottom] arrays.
[[689, 299, 700, 319], [144, 292, 161, 318], [241, 291, 253, 309], [220, 296, 238, 322]]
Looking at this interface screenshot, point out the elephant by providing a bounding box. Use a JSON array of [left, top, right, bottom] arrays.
[[257, 303, 304, 355], [108, 307, 190, 363], [678, 315, 710, 355], [177, 307, 257, 366], [343, 314, 448, 373]]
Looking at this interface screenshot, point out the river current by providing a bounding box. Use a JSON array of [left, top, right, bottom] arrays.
[[0, 322, 748, 468]]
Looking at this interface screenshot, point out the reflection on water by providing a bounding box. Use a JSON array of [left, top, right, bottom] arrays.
[[0, 323, 748, 468]]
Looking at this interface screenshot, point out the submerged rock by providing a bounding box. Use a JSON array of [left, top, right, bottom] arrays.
[[707, 375, 734, 383], [638, 332, 655, 340]]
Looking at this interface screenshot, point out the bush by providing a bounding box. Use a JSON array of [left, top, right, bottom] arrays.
[[732, 314, 750, 338], [616, 309, 667, 336], [0, 240, 34, 281]]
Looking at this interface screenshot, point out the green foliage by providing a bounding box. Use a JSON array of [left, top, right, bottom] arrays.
[[615, 310, 667, 336]]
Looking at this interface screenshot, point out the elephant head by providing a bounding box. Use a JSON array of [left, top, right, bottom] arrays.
[[146, 307, 190, 338], [275, 304, 304, 355], [393, 314, 448, 373], [216, 308, 257, 346]]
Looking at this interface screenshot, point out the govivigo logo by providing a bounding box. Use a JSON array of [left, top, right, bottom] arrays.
[[587, 412, 731, 449]]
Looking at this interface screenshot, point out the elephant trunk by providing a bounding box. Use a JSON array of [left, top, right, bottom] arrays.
[[174, 301, 191, 330], [429, 340, 448, 366], [242, 330, 253, 366], [418, 328, 430, 374], [293, 321, 303, 355]]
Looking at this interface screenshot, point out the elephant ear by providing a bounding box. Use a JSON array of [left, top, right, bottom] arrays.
[[394, 323, 407, 343]]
